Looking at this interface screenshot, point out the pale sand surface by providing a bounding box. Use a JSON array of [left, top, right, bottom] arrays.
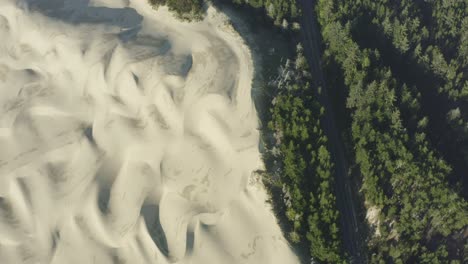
[[0, 0, 299, 263]]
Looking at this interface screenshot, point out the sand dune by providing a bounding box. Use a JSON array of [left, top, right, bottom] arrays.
[[0, 0, 299, 263]]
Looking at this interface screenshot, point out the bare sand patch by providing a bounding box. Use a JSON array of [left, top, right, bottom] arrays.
[[0, 0, 299, 263]]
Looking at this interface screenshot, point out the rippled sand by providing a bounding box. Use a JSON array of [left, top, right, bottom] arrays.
[[0, 0, 299, 263]]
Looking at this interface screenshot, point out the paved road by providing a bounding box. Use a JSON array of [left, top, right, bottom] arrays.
[[298, 0, 364, 262]]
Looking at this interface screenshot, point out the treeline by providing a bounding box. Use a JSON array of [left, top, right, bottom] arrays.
[[266, 46, 345, 263], [148, 0, 203, 20], [229, 0, 299, 26], [221, 0, 347, 262], [148, 0, 300, 26], [147, 0, 347, 262], [317, 0, 468, 263]]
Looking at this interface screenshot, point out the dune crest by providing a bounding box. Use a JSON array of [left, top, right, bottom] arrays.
[[0, 0, 299, 263]]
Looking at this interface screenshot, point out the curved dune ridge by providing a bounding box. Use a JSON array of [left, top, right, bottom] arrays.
[[0, 0, 299, 263]]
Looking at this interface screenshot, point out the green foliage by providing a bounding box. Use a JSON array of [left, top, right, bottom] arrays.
[[148, 0, 203, 20], [268, 48, 345, 262], [340, 0, 468, 194], [230, 0, 299, 26], [316, 0, 468, 262]]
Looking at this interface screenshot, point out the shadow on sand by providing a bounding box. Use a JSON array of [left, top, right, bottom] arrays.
[[24, 0, 143, 29], [140, 204, 170, 258]]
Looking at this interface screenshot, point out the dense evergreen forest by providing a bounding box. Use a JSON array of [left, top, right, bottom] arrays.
[[149, 0, 468, 263], [230, 0, 299, 26], [332, 0, 468, 198], [317, 0, 468, 262], [265, 45, 345, 263]]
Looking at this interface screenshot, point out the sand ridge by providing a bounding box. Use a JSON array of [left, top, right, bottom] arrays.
[[0, 0, 299, 263]]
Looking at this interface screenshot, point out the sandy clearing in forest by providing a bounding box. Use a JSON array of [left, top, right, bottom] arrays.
[[0, 0, 299, 263]]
